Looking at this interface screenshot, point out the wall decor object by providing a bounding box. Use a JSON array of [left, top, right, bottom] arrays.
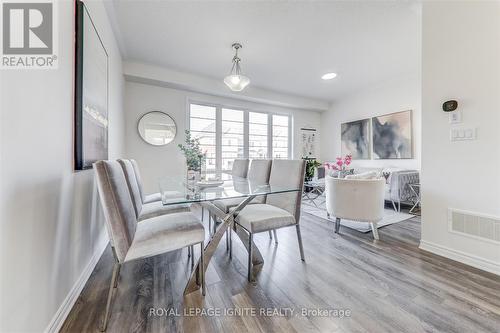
[[372, 110, 413, 159], [74, 0, 109, 170], [341, 119, 370, 159], [442, 100, 458, 112], [138, 111, 177, 146], [300, 128, 317, 158]]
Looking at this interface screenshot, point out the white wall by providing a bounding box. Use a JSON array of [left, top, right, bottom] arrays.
[[0, 1, 124, 331], [420, 1, 500, 274], [125, 81, 322, 193], [320, 75, 421, 170]]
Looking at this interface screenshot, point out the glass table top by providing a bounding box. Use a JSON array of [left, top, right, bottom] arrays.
[[159, 176, 300, 205]]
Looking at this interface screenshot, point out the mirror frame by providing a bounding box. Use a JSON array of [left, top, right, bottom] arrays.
[[137, 111, 177, 146]]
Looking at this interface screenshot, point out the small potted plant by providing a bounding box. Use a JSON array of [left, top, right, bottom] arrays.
[[178, 130, 206, 184], [303, 157, 321, 182], [324, 154, 352, 178]]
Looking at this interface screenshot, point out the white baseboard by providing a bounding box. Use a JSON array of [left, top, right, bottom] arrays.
[[44, 234, 109, 333], [419, 240, 500, 276]]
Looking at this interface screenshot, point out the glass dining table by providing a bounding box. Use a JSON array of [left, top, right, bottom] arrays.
[[159, 176, 301, 295]]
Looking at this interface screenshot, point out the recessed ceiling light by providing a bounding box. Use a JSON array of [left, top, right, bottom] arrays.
[[321, 72, 337, 80]]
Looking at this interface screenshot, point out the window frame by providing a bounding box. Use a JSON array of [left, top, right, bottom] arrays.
[[187, 100, 293, 175]]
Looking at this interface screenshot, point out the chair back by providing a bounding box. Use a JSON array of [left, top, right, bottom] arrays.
[[232, 159, 249, 178], [248, 159, 272, 184], [325, 176, 385, 222], [118, 159, 143, 218], [266, 159, 306, 223], [130, 159, 146, 203], [247, 159, 272, 204], [94, 160, 137, 262]]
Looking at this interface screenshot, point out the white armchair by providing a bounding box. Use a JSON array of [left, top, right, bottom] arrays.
[[325, 176, 385, 239]]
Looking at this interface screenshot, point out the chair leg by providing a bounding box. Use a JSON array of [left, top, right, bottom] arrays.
[[212, 214, 217, 235], [226, 229, 229, 251], [190, 245, 194, 268], [101, 261, 120, 332], [268, 230, 272, 239], [371, 222, 380, 240], [272, 229, 278, 244], [295, 224, 305, 261], [201, 206, 204, 221], [248, 233, 253, 282], [229, 227, 233, 259], [187, 245, 191, 258], [200, 241, 205, 296], [398, 201, 401, 212], [208, 216, 212, 236], [335, 218, 341, 233]]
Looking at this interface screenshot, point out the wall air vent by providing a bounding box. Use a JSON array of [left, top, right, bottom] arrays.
[[449, 209, 500, 243]]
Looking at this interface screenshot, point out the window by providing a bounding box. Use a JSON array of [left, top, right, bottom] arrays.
[[189, 103, 292, 176], [189, 104, 216, 172], [249, 112, 268, 159], [272, 115, 289, 159], [222, 108, 244, 172]]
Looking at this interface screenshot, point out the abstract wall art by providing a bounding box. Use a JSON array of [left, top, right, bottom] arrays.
[[74, 0, 109, 170], [341, 119, 370, 159], [372, 110, 413, 159]]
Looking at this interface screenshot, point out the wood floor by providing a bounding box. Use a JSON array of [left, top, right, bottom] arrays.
[[61, 209, 500, 333]]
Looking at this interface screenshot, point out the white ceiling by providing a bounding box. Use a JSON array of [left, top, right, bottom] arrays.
[[107, 1, 421, 103]]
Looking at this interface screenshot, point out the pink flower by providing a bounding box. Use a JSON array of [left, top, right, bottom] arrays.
[[336, 160, 343, 167], [324, 162, 331, 169]]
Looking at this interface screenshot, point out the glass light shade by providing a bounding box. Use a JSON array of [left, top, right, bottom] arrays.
[[224, 74, 250, 92]]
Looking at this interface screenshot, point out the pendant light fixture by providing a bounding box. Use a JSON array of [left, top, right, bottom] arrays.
[[224, 43, 250, 92]]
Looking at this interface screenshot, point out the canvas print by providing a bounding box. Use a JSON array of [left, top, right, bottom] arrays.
[[75, 0, 109, 170], [341, 119, 370, 159], [372, 110, 412, 159]]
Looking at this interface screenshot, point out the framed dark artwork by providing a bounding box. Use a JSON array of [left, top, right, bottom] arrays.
[[74, 0, 109, 170], [341, 118, 370, 159], [372, 110, 413, 159]]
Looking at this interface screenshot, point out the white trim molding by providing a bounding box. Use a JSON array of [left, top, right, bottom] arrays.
[[44, 235, 109, 333], [419, 240, 500, 276]]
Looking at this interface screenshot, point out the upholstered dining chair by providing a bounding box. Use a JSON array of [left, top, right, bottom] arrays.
[[118, 159, 190, 221], [325, 176, 385, 240], [234, 159, 306, 281], [202, 158, 249, 230], [94, 160, 205, 331], [213, 159, 271, 214], [129, 159, 162, 204]]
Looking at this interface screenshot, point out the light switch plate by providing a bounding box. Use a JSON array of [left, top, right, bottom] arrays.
[[449, 110, 462, 124], [450, 128, 476, 141]]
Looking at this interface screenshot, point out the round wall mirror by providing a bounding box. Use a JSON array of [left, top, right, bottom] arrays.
[[137, 111, 177, 146]]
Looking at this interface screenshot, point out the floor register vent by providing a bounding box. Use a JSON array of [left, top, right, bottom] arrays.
[[449, 209, 500, 243]]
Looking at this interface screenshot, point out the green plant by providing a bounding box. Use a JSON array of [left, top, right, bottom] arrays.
[[303, 157, 321, 181], [178, 130, 205, 171]]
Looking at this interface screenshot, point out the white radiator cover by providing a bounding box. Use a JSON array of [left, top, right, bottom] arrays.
[[449, 209, 500, 243]]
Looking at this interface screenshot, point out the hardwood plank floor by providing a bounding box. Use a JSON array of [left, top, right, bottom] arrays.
[[61, 209, 500, 333]]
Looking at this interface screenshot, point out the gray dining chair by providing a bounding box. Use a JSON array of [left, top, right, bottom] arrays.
[[213, 159, 271, 213], [202, 158, 249, 230], [130, 159, 162, 204], [234, 159, 306, 281], [118, 159, 190, 221], [94, 160, 205, 331]]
